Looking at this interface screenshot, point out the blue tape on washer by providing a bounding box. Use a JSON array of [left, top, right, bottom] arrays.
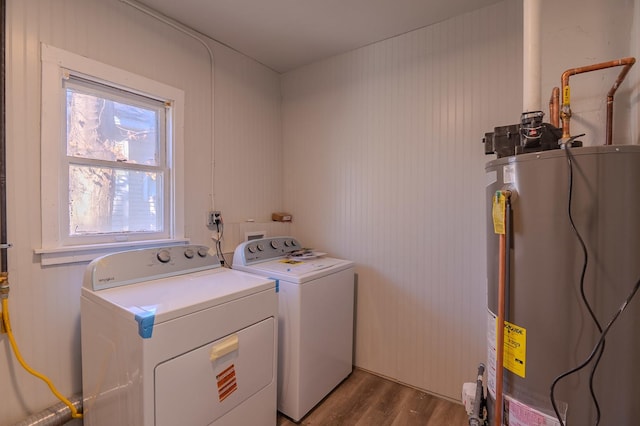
[[135, 311, 156, 339], [270, 278, 279, 293]]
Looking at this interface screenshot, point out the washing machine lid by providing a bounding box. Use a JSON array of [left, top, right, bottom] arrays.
[[233, 236, 354, 283], [235, 256, 353, 283]]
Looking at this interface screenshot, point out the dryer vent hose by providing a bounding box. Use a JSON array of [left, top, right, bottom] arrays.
[[11, 394, 83, 426]]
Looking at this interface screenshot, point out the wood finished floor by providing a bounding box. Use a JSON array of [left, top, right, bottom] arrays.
[[277, 368, 468, 426]]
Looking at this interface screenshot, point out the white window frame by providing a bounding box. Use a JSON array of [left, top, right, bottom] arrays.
[[37, 44, 186, 265]]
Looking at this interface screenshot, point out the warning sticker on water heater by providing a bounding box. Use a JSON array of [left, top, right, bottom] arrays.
[[505, 395, 562, 426], [487, 310, 527, 390], [503, 321, 526, 378], [503, 164, 515, 184]]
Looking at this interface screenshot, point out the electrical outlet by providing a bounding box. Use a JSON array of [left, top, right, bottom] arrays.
[[206, 211, 216, 227], [207, 210, 222, 229], [207, 210, 222, 228]]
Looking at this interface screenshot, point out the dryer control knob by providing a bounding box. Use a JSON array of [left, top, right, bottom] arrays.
[[270, 240, 279, 249], [197, 247, 208, 257], [157, 249, 171, 263], [257, 243, 265, 251], [184, 248, 195, 259], [248, 245, 257, 253]]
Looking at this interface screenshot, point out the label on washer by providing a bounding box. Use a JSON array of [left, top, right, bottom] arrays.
[[216, 364, 238, 402]]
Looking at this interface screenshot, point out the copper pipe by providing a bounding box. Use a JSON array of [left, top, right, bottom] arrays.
[[560, 57, 635, 144], [605, 59, 635, 145], [494, 190, 511, 426], [494, 231, 506, 426], [549, 87, 560, 128]]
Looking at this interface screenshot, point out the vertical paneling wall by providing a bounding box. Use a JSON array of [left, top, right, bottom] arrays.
[[281, 1, 523, 400], [1, 0, 282, 423]]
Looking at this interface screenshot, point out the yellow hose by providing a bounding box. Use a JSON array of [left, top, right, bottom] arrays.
[[1, 298, 83, 419]]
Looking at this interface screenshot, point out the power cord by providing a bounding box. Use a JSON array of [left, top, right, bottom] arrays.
[[550, 142, 639, 425], [550, 275, 640, 425], [551, 143, 604, 425], [211, 216, 229, 267]]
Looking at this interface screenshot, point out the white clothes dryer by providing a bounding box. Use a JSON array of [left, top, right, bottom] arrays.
[[233, 237, 355, 421], [80, 244, 277, 426]]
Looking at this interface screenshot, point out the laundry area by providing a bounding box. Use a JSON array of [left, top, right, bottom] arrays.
[[0, 0, 639, 425]]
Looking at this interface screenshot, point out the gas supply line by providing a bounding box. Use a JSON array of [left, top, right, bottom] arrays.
[[492, 189, 513, 426], [548, 57, 635, 145], [0, 244, 83, 421]]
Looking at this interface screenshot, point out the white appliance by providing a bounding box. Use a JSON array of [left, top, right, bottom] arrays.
[[233, 237, 355, 421], [80, 244, 278, 426]]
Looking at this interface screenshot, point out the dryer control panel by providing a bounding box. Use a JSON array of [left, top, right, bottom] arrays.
[[84, 244, 220, 291], [234, 237, 301, 265]]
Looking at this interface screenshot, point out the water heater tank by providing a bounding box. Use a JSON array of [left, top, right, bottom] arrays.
[[485, 145, 640, 425]]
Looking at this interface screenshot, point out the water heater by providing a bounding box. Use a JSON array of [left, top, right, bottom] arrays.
[[485, 145, 640, 425]]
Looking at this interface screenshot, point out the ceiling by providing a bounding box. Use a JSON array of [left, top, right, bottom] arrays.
[[135, 0, 503, 73]]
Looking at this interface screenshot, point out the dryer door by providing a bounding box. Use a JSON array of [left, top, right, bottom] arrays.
[[154, 316, 275, 425]]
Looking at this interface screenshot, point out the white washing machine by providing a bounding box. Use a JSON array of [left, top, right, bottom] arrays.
[[80, 244, 278, 426], [233, 237, 355, 421]]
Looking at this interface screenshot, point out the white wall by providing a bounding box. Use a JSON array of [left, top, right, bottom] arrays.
[[1, 0, 283, 423], [281, 0, 638, 402], [281, 1, 523, 400]]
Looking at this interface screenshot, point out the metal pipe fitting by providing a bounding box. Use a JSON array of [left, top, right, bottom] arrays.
[[560, 57, 635, 144]]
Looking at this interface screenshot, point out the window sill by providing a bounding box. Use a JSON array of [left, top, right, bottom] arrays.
[[35, 238, 190, 266]]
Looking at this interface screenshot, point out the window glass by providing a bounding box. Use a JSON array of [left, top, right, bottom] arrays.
[[64, 76, 167, 239], [68, 165, 163, 235], [65, 77, 162, 165]]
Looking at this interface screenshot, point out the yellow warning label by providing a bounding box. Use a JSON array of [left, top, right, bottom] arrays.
[[563, 85, 570, 105], [503, 321, 526, 378], [492, 191, 506, 235]]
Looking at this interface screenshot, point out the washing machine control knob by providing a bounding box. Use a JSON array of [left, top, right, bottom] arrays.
[[157, 249, 171, 263], [248, 245, 256, 253], [197, 247, 208, 257], [184, 248, 195, 259], [257, 243, 264, 251], [270, 240, 279, 249]]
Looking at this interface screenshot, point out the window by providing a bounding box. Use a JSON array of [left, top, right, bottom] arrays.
[[38, 44, 185, 265], [64, 76, 167, 239]]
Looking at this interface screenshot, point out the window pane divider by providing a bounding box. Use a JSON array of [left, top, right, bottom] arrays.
[[67, 157, 164, 173]]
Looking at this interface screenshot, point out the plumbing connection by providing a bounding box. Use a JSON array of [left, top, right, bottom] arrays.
[[549, 57, 636, 145]]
